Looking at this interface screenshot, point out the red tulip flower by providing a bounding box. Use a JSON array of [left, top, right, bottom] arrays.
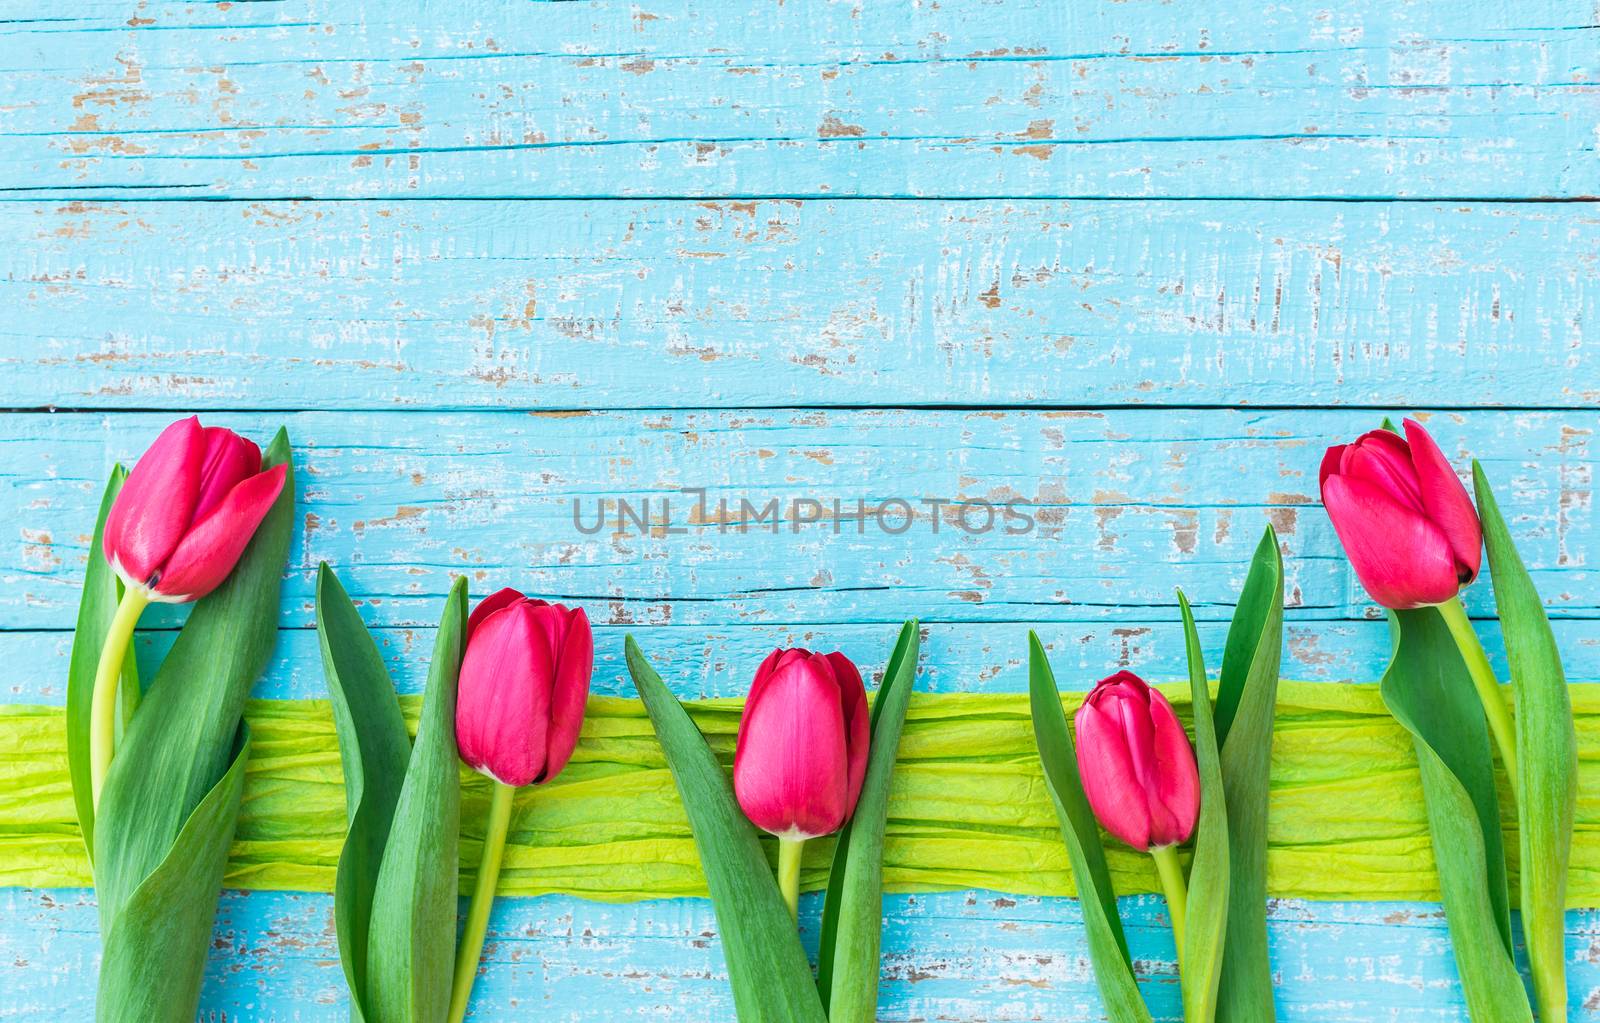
[[1321, 417, 1519, 804], [733, 648, 870, 917], [90, 416, 287, 807], [1074, 670, 1200, 852], [450, 588, 594, 1023], [104, 416, 288, 603], [1074, 669, 1201, 962], [1319, 418, 1482, 610], [455, 588, 594, 788], [734, 648, 870, 839]]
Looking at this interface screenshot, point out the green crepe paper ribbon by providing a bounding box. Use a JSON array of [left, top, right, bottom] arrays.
[[3, 682, 1598, 904]]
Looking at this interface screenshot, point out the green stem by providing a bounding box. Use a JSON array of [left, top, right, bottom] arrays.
[[1150, 844, 1188, 966], [777, 836, 805, 921], [1438, 595, 1519, 797], [89, 586, 149, 809], [448, 781, 516, 1023]]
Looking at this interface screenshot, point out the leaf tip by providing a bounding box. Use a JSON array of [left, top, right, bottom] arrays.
[[1470, 458, 1491, 490], [624, 635, 652, 684], [1026, 629, 1047, 661], [261, 425, 294, 467]]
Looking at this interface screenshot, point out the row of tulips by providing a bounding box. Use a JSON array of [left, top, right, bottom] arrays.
[[65, 415, 1575, 1022]]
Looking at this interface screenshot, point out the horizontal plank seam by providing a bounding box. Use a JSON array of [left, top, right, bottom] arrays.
[[1, 193, 1597, 203]]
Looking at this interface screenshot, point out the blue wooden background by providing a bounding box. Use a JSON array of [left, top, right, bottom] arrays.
[[2, 1, 1598, 1019]]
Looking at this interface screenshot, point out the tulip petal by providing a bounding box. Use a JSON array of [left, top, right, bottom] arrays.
[[733, 655, 851, 838], [1341, 428, 1411, 476], [1318, 444, 1347, 488], [539, 606, 593, 783], [754, 647, 783, 677], [1109, 686, 1169, 839], [1322, 472, 1461, 608], [455, 601, 553, 787], [773, 648, 811, 674], [1342, 431, 1425, 514], [529, 600, 568, 649], [148, 463, 287, 602], [1403, 418, 1483, 583], [736, 648, 791, 752], [1146, 688, 1201, 846], [825, 651, 871, 817], [103, 416, 206, 587], [467, 587, 526, 640], [1074, 696, 1152, 850], [1099, 669, 1147, 693], [194, 428, 262, 521]]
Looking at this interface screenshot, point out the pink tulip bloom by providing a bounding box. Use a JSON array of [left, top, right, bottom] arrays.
[[1320, 418, 1482, 609], [734, 649, 870, 840], [1074, 671, 1200, 852], [455, 588, 593, 788], [103, 416, 288, 603]]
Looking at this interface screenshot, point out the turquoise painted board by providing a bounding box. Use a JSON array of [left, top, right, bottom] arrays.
[[1, 1, 1596, 199], [6, 201, 1597, 410], [3, 0, 1598, 1018], [2, 410, 1596, 631], [6, 888, 1596, 1022]]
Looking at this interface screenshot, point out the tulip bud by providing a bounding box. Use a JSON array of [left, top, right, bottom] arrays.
[[103, 416, 288, 603], [455, 588, 593, 788], [733, 648, 870, 840], [1074, 671, 1200, 852], [1319, 418, 1482, 610], [450, 591, 594, 1023]]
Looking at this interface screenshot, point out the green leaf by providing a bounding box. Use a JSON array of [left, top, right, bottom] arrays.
[[365, 577, 467, 1023], [1176, 590, 1230, 1023], [1381, 605, 1533, 1023], [1214, 527, 1284, 1023], [625, 635, 827, 1023], [96, 727, 251, 1022], [1026, 632, 1152, 1023], [815, 620, 919, 1019], [65, 464, 138, 861], [93, 427, 295, 1022], [1475, 462, 1575, 1023], [317, 563, 414, 1023]]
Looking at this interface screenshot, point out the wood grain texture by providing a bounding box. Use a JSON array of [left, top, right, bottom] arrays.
[[7, 199, 1598, 410], [2, 888, 1598, 1022], [1, 1, 1596, 199], [2, 409, 1595, 633], [4, 0, 1597, 1017]]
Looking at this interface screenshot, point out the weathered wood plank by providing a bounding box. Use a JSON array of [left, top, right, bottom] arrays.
[[2, 409, 1594, 631], [5, 1, 1595, 1019], [1, 1, 1595, 199], [9, 618, 1600, 707], [8, 199, 1598, 410], [2, 887, 1596, 1021]]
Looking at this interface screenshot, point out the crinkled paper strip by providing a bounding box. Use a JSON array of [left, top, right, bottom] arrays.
[[3, 682, 1596, 904]]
